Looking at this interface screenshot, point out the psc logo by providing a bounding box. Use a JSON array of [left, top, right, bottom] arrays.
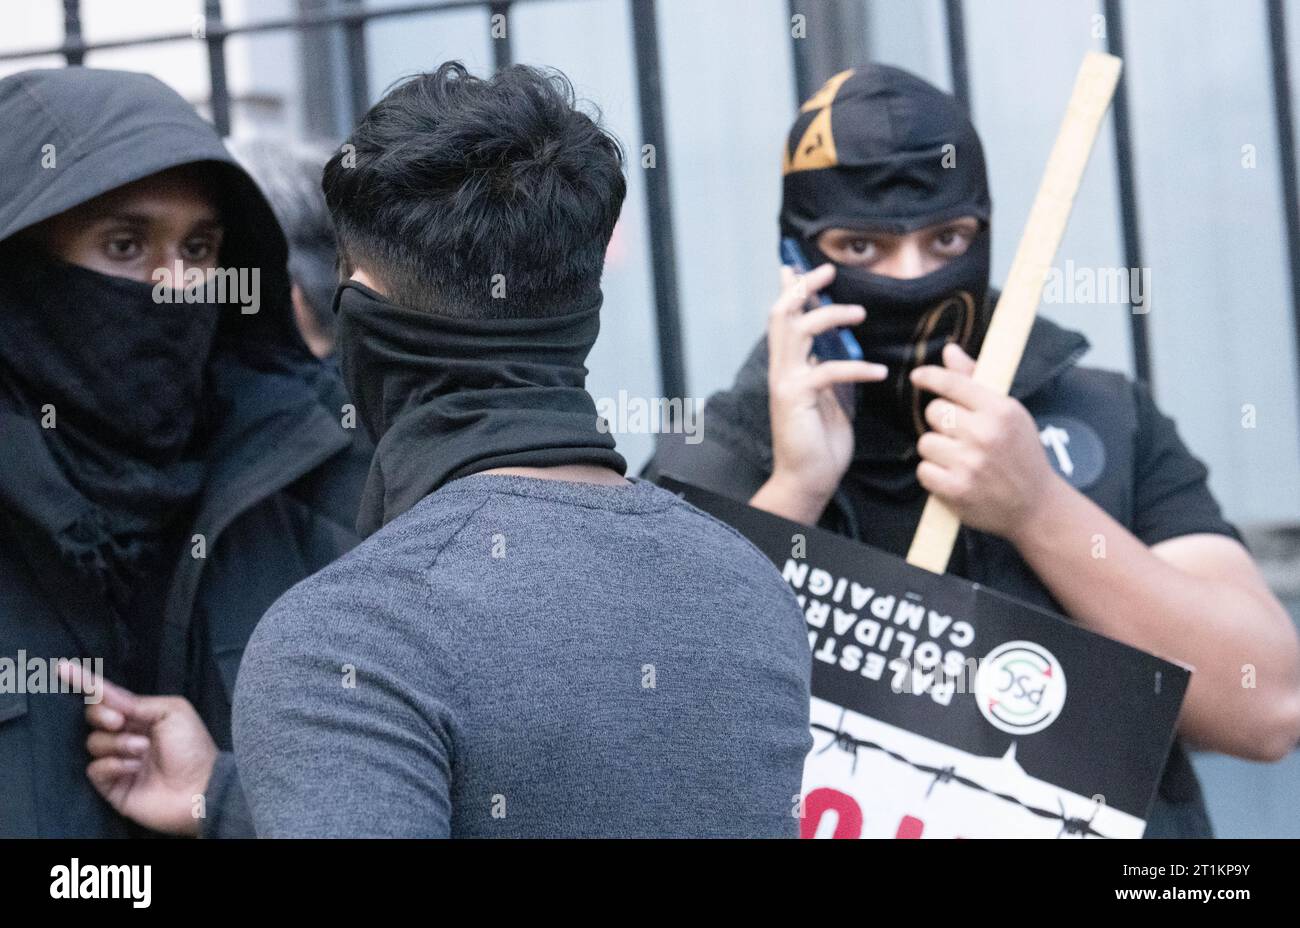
[[975, 640, 1067, 735]]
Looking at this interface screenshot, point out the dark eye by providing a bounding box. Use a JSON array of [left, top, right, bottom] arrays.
[[847, 238, 877, 258], [933, 227, 972, 255], [104, 235, 142, 260], [181, 237, 217, 262]]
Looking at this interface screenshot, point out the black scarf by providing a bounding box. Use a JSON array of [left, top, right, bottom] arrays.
[[0, 251, 219, 609], [334, 281, 626, 535]]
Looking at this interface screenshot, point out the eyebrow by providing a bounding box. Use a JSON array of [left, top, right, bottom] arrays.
[[838, 229, 901, 240], [88, 210, 223, 231], [916, 219, 979, 236]]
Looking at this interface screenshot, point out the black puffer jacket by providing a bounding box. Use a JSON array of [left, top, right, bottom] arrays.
[[0, 68, 368, 837]]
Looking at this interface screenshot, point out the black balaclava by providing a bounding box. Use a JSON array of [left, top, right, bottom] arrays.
[[334, 281, 626, 536], [780, 65, 993, 440]]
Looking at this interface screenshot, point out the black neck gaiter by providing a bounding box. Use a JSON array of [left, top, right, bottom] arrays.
[[334, 281, 626, 535], [0, 251, 220, 608]]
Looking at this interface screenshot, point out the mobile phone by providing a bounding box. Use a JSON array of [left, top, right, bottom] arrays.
[[779, 237, 864, 362], [780, 237, 863, 416]]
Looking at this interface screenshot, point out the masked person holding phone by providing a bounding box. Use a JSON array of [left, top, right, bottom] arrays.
[[649, 65, 1300, 838]]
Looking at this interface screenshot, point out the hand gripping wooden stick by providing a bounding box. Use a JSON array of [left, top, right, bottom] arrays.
[[905, 51, 1123, 575]]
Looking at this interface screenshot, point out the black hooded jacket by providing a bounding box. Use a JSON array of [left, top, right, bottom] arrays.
[[648, 309, 1242, 839], [0, 68, 368, 837]]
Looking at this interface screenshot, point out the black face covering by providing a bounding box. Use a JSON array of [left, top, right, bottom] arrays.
[[805, 229, 991, 436], [334, 281, 626, 535], [0, 250, 221, 607], [0, 252, 220, 455]]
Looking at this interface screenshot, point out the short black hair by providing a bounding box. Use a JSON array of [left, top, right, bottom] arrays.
[[323, 61, 626, 317]]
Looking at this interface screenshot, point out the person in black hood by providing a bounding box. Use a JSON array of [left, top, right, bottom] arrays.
[[0, 67, 367, 837], [648, 65, 1300, 838]]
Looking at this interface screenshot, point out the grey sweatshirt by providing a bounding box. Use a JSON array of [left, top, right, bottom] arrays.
[[232, 475, 812, 837]]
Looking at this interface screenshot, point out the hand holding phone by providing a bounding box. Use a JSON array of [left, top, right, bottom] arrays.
[[778, 237, 866, 416], [753, 259, 888, 523], [779, 238, 865, 364]]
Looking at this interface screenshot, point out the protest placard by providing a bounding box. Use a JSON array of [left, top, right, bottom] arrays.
[[662, 478, 1190, 838]]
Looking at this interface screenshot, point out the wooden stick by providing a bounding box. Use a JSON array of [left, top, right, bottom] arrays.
[[906, 51, 1123, 574]]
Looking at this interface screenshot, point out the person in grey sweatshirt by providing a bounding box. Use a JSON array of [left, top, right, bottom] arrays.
[[229, 61, 813, 838]]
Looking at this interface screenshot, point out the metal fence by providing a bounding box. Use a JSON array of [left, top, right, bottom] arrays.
[[3, 0, 1300, 417]]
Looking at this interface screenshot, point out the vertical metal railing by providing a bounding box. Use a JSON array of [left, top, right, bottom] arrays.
[[786, 0, 814, 105], [204, 0, 232, 136], [341, 0, 371, 127], [490, 1, 513, 71], [1101, 0, 1154, 387], [61, 0, 84, 65], [630, 0, 686, 402], [943, 0, 970, 109], [1267, 0, 1300, 436], [787, 0, 868, 107]]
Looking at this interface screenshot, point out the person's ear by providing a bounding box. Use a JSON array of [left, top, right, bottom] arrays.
[[348, 265, 388, 296], [290, 282, 333, 358]]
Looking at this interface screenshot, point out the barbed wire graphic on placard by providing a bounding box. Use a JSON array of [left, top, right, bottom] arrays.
[[811, 710, 1111, 839]]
